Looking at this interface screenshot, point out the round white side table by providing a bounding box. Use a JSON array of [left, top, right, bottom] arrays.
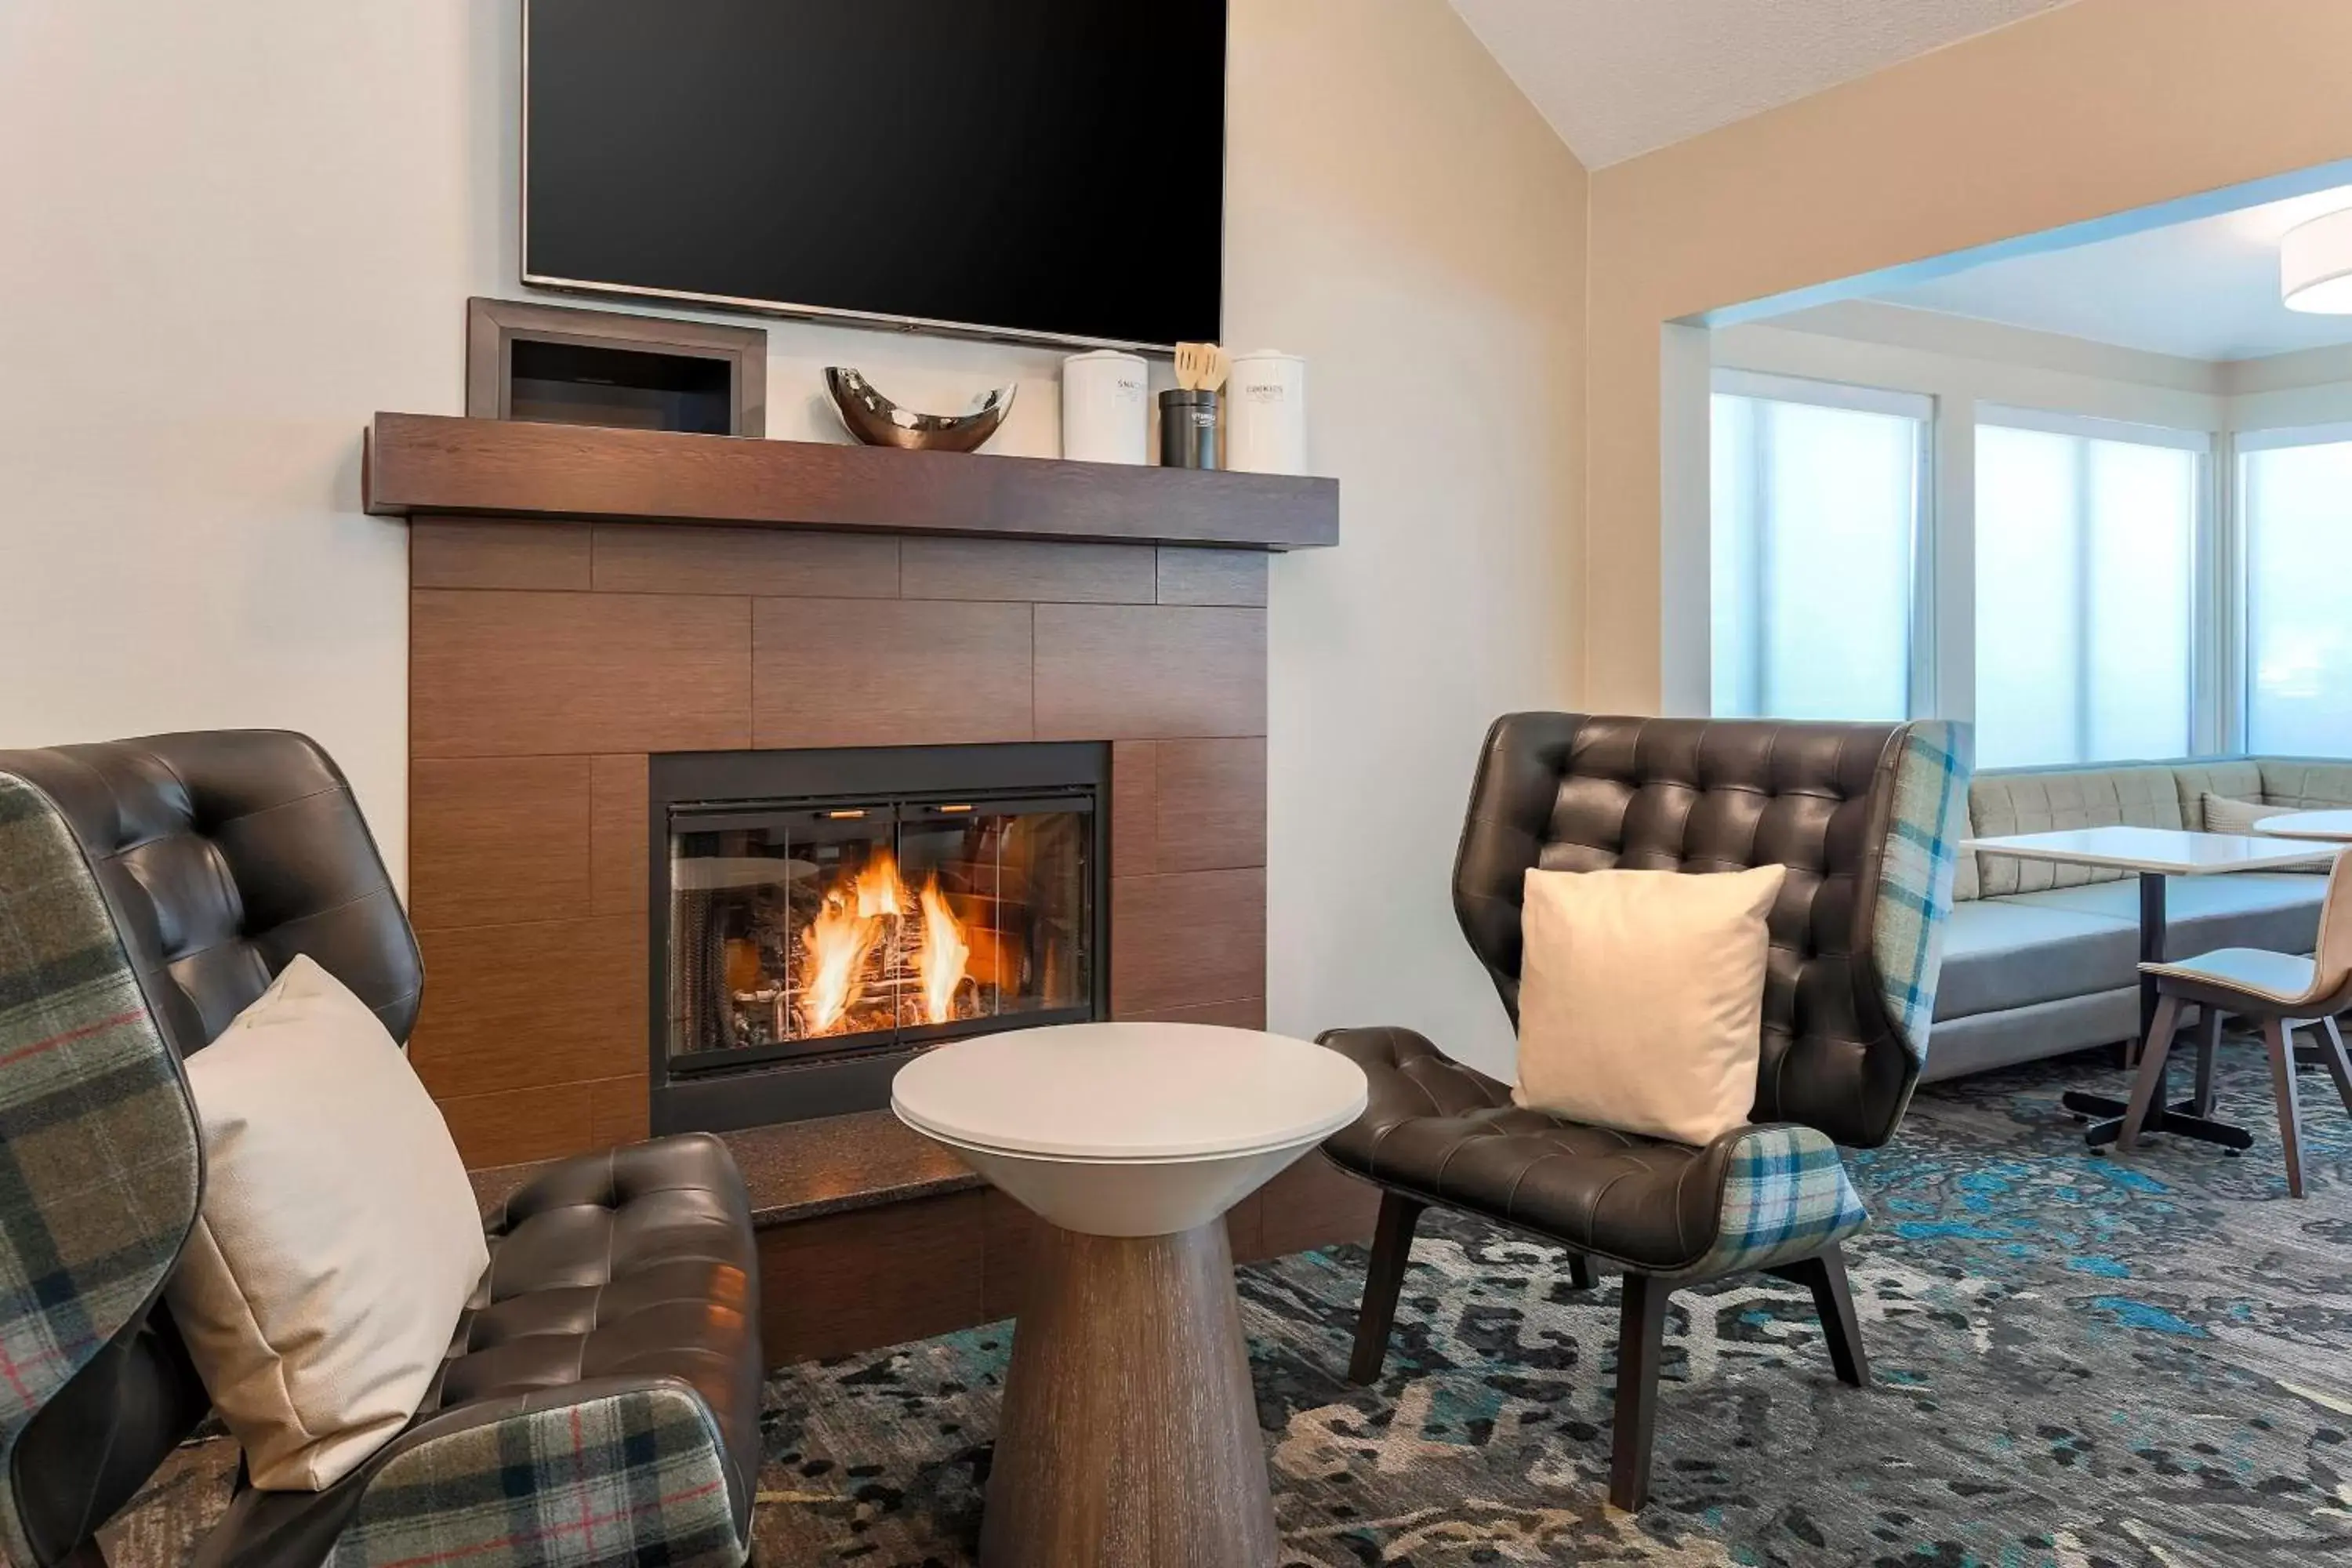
[[891, 1022, 1367, 1568], [2254, 810, 2352, 844]]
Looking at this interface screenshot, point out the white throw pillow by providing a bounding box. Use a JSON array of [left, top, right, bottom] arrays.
[[1511, 865, 1787, 1148], [165, 956, 488, 1490]]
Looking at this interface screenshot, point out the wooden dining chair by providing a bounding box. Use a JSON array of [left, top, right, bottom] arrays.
[[2121, 848, 2352, 1196]]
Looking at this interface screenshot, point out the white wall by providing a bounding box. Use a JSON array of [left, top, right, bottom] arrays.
[[0, 2, 503, 881], [1733, 299, 2352, 448], [0, 0, 1587, 1080], [2223, 341, 2352, 431]]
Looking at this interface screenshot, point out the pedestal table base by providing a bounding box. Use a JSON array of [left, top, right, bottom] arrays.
[[981, 1219, 1279, 1568]]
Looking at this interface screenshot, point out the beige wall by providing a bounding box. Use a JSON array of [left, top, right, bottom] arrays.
[[1584, 0, 2352, 712], [1232, 1, 1585, 1073], [0, 0, 1585, 1077]]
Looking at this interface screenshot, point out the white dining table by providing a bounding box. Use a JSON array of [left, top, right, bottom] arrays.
[[1960, 825, 2335, 1152], [2253, 809, 2352, 844]]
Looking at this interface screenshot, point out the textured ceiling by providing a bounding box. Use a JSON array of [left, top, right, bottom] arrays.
[[1867, 184, 2352, 361], [1449, 0, 2080, 169]]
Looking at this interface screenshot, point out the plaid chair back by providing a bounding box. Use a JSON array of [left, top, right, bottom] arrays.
[[0, 774, 201, 1568]]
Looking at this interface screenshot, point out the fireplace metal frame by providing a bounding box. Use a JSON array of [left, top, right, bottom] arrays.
[[646, 742, 1112, 1134]]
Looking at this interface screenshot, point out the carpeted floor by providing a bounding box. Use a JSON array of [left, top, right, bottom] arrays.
[[107, 1047, 2352, 1567]]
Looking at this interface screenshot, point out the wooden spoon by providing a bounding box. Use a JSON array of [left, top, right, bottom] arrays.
[[1202, 344, 1231, 393]]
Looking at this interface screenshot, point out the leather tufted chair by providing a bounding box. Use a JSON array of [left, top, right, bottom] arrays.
[[1319, 714, 1969, 1512], [0, 732, 761, 1568]]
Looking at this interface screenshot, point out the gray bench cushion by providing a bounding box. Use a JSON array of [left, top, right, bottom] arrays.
[[1954, 757, 2352, 905], [1924, 987, 2140, 1082], [1951, 798, 1980, 904], [2169, 760, 2264, 823], [1934, 898, 2137, 1020], [2259, 759, 2352, 809], [1968, 764, 2187, 896], [1933, 873, 2326, 1025], [2020, 873, 2325, 962]]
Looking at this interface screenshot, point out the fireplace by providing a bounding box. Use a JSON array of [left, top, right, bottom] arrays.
[[648, 742, 1110, 1133]]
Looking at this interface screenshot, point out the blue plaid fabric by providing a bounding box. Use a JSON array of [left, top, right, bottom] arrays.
[[1671, 1125, 1868, 1281], [0, 775, 201, 1568], [324, 1383, 747, 1568], [1870, 722, 1972, 1065]]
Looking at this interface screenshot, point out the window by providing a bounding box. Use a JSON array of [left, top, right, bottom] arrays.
[[1973, 411, 2205, 769], [2240, 430, 2352, 757], [1711, 376, 1927, 721]]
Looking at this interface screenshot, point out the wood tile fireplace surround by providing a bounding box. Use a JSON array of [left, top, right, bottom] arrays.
[[405, 517, 1286, 1160], [377, 415, 1373, 1348]]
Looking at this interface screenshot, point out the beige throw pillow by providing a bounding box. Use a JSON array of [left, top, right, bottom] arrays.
[[1512, 865, 1787, 1148], [165, 956, 488, 1490], [2203, 793, 2288, 834], [2201, 794, 2324, 872]]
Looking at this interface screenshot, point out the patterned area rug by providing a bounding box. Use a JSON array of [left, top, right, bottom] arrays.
[[104, 1048, 2352, 1567]]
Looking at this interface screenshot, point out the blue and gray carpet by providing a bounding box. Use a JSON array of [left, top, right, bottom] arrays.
[[110, 1048, 2352, 1567]]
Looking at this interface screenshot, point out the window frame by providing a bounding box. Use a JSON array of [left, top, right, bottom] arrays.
[[1972, 403, 2217, 770], [1709, 369, 1936, 723], [2230, 421, 2352, 757], [1704, 368, 2253, 760]]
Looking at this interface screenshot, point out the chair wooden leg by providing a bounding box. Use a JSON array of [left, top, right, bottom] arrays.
[[1347, 1192, 1424, 1385], [2316, 1014, 2352, 1120], [2118, 996, 2183, 1150], [2261, 1016, 2306, 1199], [2192, 1005, 2223, 1118], [1609, 1272, 1670, 1512], [1769, 1245, 1868, 1387], [1567, 1252, 1596, 1291]]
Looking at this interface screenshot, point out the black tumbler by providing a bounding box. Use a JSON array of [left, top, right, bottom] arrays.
[[1159, 389, 1218, 469]]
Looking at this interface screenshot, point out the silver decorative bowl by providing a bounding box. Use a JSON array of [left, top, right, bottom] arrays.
[[824, 368, 1016, 453]]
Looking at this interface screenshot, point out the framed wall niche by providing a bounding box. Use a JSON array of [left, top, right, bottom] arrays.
[[464, 296, 768, 436]]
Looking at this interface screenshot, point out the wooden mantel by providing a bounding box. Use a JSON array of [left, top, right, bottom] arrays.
[[363, 412, 1338, 551]]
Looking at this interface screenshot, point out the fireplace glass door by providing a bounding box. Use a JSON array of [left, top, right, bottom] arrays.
[[666, 791, 1093, 1069]]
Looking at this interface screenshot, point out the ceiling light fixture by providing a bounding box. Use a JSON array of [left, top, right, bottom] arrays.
[[2281, 208, 2352, 313]]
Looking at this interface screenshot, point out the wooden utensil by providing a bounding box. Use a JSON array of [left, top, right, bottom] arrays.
[[1175, 342, 1214, 392], [1202, 344, 1231, 393]]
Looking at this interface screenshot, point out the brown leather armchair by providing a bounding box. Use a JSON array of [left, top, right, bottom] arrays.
[[1319, 714, 1970, 1511], [0, 731, 762, 1568]]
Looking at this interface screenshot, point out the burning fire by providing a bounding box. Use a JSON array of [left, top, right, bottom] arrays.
[[916, 877, 971, 1026], [797, 848, 971, 1035]]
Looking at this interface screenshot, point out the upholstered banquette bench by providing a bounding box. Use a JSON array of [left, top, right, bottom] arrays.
[[1932, 757, 2352, 1079]]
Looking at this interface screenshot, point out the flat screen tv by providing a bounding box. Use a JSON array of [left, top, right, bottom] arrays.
[[524, 0, 1227, 352]]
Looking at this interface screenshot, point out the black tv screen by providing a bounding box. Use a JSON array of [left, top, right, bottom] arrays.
[[524, 0, 1227, 351]]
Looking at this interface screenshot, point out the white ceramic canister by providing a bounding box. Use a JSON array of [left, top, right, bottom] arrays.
[[1060, 350, 1150, 464], [1225, 350, 1307, 475]]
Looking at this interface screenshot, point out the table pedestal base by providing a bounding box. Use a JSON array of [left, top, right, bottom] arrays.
[[2063, 1090, 2255, 1152], [982, 1219, 1277, 1568], [2067, 873, 2259, 1152]]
